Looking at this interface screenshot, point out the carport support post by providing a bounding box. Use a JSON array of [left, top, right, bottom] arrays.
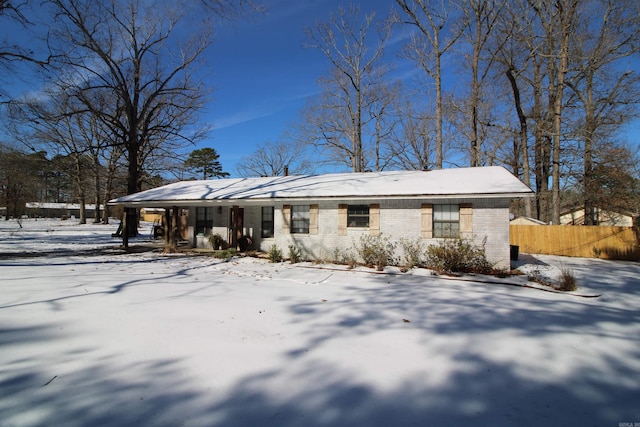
[[172, 206, 179, 245], [163, 208, 172, 253], [231, 205, 239, 250], [163, 206, 179, 253]]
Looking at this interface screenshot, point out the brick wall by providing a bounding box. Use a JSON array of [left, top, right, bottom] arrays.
[[244, 197, 512, 270]]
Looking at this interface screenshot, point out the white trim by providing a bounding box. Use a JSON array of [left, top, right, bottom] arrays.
[[109, 167, 534, 208]]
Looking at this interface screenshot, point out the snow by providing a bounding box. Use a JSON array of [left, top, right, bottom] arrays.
[[1, 219, 639, 426], [109, 166, 533, 206]]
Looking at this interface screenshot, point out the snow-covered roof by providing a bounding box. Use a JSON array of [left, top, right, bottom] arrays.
[[109, 166, 533, 207], [26, 202, 104, 210]]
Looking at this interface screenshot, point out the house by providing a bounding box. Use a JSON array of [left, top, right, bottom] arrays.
[[109, 166, 534, 269], [559, 206, 634, 226], [24, 202, 104, 219], [140, 207, 165, 223], [510, 216, 546, 226]]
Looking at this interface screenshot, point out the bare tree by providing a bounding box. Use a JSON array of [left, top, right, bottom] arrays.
[[490, 0, 570, 222], [13, 91, 103, 224], [303, 5, 394, 172], [0, 1, 52, 100], [45, 0, 244, 243], [565, 0, 640, 224], [236, 140, 314, 178], [487, 0, 536, 216], [395, 0, 464, 169], [527, 0, 579, 224], [0, 146, 46, 219], [386, 99, 436, 171], [458, 0, 505, 166]]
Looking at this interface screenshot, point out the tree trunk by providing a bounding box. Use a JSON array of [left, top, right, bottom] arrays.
[[163, 208, 179, 253], [93, 154, 101, 223], [470, 13, 481, 167], [70, 152, 87, 224], [583, 74, 596, 225], [551, 0, 578, 225], [532, 59, 550, 222], [434, 49, 443, 169], [124, 129, 139, 240], [506, 67, 533, 217], [79, 195, 86, 224], [122, 210, 128, 248]]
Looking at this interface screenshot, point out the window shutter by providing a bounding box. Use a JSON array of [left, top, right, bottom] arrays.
[[460, 203, 473, 238], [338, 204, 347, 236], [369, 204, 380, 236], [421, 204, 433, 238], [310, 204, 318, 235], [282, 205, 290, 234]]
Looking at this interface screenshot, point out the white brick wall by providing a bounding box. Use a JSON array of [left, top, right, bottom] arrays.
[[238, 197, 513, 270], [187, 198, 512, 269]]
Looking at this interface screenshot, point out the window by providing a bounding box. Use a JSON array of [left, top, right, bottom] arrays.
[[195, 207, 214, 235], [290, 205, 310, 234], [261, 207, 274, 238], [433, 204, 460, 238], [347, 205, 370, 227]]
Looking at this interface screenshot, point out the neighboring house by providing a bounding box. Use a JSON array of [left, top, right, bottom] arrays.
[[510, 216, 546, 226], [559, 207, 634, 226], [109, 166, 533, 269], [25, 202, 104, 219], [140, 207, 165, 223]]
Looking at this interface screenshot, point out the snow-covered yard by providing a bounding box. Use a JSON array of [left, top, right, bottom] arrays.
[[1, 219, 639, 426]]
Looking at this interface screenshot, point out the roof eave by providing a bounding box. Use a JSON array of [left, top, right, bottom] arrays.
[[108, 191, 535, 208]]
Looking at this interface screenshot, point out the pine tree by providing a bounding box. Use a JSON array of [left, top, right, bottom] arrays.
[[184, 148, 229, 180]]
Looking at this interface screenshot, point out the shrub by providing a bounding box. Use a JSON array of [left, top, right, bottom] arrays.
[[332, 247, 342, 264], [212, 248, 236, 260], [425, 239, 492, 274], [208, 233, 226, 250], [399, 238, 426, 269], [328, 247, 357, 268], [268, 245, 283, 263], [355, 234, 397, 271], [288, 245, 302, 264], [343, 249, 359, 269], [557, 266, 577, 291]]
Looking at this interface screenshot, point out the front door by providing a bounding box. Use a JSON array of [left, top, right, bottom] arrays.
[[229, 206, 244, 249]]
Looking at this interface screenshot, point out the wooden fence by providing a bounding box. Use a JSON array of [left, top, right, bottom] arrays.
[[510, 225, 640, 261]]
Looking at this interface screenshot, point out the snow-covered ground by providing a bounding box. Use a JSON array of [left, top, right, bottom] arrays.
[[1, 219, 639, 426]]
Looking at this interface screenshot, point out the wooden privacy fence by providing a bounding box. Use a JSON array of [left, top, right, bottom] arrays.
[[510, 225, 640, 261]]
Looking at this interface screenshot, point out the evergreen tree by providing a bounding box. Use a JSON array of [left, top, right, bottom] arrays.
[[184, 148, 229, 180]]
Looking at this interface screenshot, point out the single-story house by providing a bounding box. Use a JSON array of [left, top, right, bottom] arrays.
[[140, 207, 166, 223], [559, 206, 635, 226], [510, 216, 546, 226], [109, 166, 534, 269], [25, 202, 105, 219]]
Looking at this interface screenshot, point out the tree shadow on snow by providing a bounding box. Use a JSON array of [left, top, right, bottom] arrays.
[[2, 261, 639, 426]]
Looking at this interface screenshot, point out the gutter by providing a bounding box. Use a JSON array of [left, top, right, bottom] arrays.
[[108, 191, 535, 209]]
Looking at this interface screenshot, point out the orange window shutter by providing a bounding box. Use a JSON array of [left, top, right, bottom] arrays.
[[282, 205, 291, 234], [338, 204, 347, 236], [310, 204, 319, 235], [421, 204, 433, 238], [460, 203, 473, 237], [369, 204, 380, 236]]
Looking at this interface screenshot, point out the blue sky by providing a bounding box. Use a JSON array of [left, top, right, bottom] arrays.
[[0, 0, 402, 176], [3, 1, 636, 178], [202, 0, 401, 175], [0, 0, 404, 176]]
